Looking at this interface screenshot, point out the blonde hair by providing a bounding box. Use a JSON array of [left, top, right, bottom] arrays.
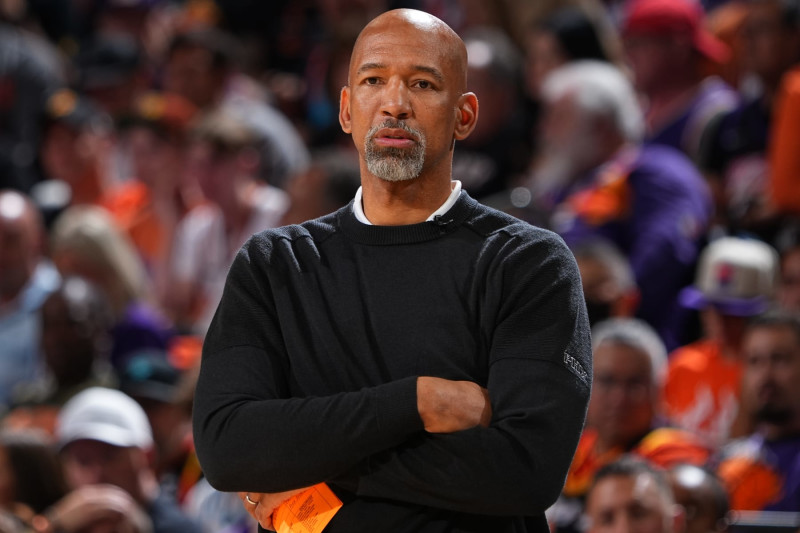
[[50, 205, 149, 315]]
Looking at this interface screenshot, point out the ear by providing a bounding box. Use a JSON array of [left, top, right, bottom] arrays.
[[453, 92, 479, 141], [339, 86, 352, 134]]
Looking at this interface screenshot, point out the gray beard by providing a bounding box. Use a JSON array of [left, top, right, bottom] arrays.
[[364, 122, 426, 182]]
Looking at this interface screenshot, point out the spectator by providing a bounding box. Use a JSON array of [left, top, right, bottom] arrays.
[[621, 0, 738, 164], [703, 0, 800, 238], [778, 241, 800, 313], [56, 387, 201, 533], [39, 89, 114, 206], [571, 239, 640, 327], [552, 319, 708, 533], [664, 236, 780, 448], [279, 148, 361, 226], [532, 60, 711, 349], [49, 205, 173, 371], [525, 5, 617, 98], [162, 27, 310, 188], [0, 190, 60, 411], [0, 429, 69, 518], [716, 310, 800, 513], [667, 463, 730, 533], [6, 277, 115, 437], [105, 91, 201, 302], [584, 455, 686, 533], [167, 110, 289, 334], [452, 26, 532, 200], [0, 18, 66, 192]]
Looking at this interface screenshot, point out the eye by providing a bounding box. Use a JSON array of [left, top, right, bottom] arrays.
[[415, 80, 433, 89], [364, 77, 380, 85]]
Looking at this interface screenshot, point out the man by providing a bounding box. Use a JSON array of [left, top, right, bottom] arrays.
[[663, 237, 780, 448], [715, 311, 800, 513], [552, 319, 708, 533], [703, 0, 800, 237], [162, 27, 310, 188], [192, 9, 592, 533], [0, 190, 60, 410], [584, 456, 686, 533], [621, 0, 738, 165], [57, 386, 202, 533], [167, 109, 290, 334], [531, 60, 711, 350], [667, 464, 729, 533]]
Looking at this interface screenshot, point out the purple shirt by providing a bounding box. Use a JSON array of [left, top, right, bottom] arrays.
[[553, 145, 712, 350]]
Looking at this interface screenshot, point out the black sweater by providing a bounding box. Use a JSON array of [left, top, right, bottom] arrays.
[[193, 192, 592, 532]]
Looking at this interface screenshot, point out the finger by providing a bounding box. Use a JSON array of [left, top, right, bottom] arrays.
[[253, 505, 275, 531]]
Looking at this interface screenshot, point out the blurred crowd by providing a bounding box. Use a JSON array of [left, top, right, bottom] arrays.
[[1, 0, 800, 531]]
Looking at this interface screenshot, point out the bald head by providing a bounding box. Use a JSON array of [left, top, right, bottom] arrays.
[[0, 190, 44, 302], [350, 9, 468, 92]]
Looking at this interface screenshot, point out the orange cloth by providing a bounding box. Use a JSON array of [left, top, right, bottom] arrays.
[[563, 427, 710, 498], [662, 339, 743, 447], [103, 181, 165, 267], [769, 66, 800, 215]]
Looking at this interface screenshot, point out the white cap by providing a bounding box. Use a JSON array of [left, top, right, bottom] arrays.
[[57, 387, 153, 450]]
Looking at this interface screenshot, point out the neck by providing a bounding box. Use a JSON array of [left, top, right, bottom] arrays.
[[361, 171, 453, 226], [644, 80, 698, 131]]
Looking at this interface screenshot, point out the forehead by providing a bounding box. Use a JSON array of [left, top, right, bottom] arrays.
[[589, 473, 664, 510], [351, 22, 460, 79], [594, 342, 652, 374]]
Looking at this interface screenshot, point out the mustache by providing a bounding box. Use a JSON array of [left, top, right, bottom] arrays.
[[366, 120, 422, 143]]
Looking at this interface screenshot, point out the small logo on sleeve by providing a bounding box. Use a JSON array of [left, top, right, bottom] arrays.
[[563, 352, 590, 385]]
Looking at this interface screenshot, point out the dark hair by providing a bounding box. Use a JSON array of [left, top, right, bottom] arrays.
[[538, 7, 610, 63], [591, 455, 674, 504], [747, 309, 800, 343], [167, 28, 241, 72], [1, 430, 69, 514]]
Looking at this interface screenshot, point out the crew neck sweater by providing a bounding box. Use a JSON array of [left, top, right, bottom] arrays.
[[193, 191, 592, 532]]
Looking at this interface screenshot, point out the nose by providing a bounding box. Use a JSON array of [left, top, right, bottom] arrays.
[[380, 78, 411, 120]]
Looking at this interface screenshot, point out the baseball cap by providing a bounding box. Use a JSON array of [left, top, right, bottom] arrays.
[[44, 89, 110, 132], [120, 351, 181, 404], [622, 0, 730, 64], [57, 387, 154, 450], [77, 35, 142, 91], [679, 237, 779, 316]]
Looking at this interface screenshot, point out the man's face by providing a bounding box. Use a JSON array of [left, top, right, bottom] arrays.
[[742, 324, 800, 426], [164, 46, 221, 109], [588, 342, 655, 447], [0, 195, 39, 302], [586, 474, 677, 533], [743, 1, 800, 83], [340, 17, 474, 183], [623, 33, 689, 94], [61, 439, 145, 503], [779, 248, 800, 313]]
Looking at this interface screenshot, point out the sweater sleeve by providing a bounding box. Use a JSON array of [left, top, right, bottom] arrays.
[[192, 238, 424, 493], [348, 230, 592, 516]]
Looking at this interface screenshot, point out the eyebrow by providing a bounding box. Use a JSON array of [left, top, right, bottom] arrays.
[[356, 62, 445, 84]]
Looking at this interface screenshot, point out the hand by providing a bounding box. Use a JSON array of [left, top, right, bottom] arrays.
[[417, 377, 492, 433], [44, 484, 151, 533], [238, 488, 308, 531]]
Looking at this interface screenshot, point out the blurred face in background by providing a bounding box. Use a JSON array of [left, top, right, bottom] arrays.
[[741, 323, 800, 428], [778, 247, 800, 312], [127, 126, 184, 191], [0, 193, 40, 303], [742, 0, 800, 88], [587, 473, 679, 533], [526, 29, 567, 97], [624, 33, 692, 94], [588, 341, 656, 449], [164, 46, 223, 109]]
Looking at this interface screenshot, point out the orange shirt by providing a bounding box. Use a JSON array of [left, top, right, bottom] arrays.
[[563, 427, 710, 498], [769, 66, 800, 215], [662, 338, 743, 448]]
